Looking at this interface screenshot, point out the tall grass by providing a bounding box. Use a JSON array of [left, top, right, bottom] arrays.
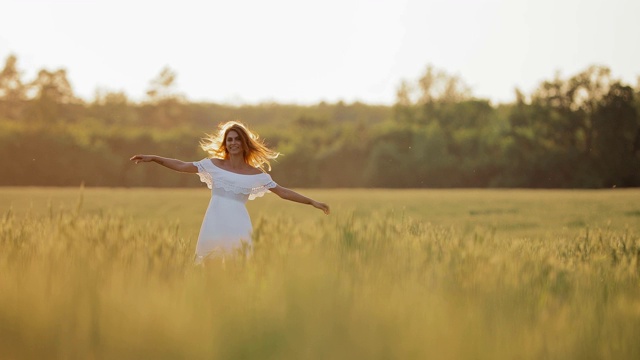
[[1, 189, 639, 359]]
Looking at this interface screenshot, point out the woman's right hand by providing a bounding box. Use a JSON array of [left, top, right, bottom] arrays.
[[129, 154, 155, 164]]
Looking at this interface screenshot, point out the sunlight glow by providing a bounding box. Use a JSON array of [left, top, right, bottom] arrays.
[[1, 0, 638, 105]]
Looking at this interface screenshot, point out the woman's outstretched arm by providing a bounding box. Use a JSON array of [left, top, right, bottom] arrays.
[[129, 155, 198, 173], [269, 185, 330, 215]]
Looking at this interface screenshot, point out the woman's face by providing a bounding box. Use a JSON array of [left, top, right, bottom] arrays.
[[225, 130, 245, 156]]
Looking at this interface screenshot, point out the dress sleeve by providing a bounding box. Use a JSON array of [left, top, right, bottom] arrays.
[[247, 175, 277, 200], [193, 159, 213, 189]]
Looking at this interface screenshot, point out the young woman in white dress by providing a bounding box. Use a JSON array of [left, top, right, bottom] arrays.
[[130, 121, 330, 264]]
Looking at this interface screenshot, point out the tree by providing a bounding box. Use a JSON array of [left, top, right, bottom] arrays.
[[90, 88, 137, 124], [591, 83, 639, 186], [30, 68, 76, 103], [143, 66, 185, 127], [505, 65, 639, 187], [0, 54, 27, 119], [417, 65, 471, 105], [27, 68, 78, 122], [528, 66, 614, 156], [146, 66, 179, 102], [394, 80, 417, 124], [394, 65, 472, 125]]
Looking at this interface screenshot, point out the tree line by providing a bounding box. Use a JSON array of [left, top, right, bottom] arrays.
[[1, 54, 638, 188]]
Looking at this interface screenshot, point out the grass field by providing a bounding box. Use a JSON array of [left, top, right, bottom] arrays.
[[1, 187, 639, 359]]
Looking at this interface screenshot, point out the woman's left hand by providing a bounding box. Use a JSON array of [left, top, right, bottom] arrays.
[[312, 201, 330, 215]]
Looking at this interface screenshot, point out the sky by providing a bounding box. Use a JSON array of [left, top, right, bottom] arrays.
[[1, 0, 639, 105]]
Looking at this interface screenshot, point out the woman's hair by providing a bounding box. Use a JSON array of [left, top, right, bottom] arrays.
[[200, 121, 280, 171]]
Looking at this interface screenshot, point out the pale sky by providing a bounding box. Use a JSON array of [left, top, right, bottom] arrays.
[[1, 0, 639, 105]]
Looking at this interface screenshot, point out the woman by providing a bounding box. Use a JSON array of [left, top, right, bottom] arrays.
[[130, 121, 330, 264]]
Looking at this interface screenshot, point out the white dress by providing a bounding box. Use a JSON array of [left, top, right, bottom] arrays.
[[192, 158, 277, 262]]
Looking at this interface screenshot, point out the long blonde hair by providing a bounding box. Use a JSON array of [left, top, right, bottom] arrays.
[[200, 121, 280, 171]]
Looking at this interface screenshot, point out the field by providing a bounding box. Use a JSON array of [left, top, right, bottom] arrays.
[[1, 187, 639, 359]]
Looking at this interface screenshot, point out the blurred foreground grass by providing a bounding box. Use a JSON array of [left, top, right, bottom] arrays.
[[1, 188, 639, 359]]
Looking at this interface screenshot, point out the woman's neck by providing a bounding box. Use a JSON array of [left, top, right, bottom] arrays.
[[227, 154, 246, 168]]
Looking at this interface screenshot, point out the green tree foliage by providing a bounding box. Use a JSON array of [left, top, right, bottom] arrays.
[[378, 66, 502, 187], [505, 66, 639, 187], [0, 57, 638, 188], [90, 89, 137, 125], [592, 83, 639, 186], [0, 54, 27, 120], [27, 68, 79, 123], [144, 66, 186, 127]]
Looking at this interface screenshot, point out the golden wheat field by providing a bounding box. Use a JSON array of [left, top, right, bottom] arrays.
[[1, 187, 639, 360]]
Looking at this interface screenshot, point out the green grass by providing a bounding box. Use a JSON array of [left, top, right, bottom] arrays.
[[1, 187, 639, 359]]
